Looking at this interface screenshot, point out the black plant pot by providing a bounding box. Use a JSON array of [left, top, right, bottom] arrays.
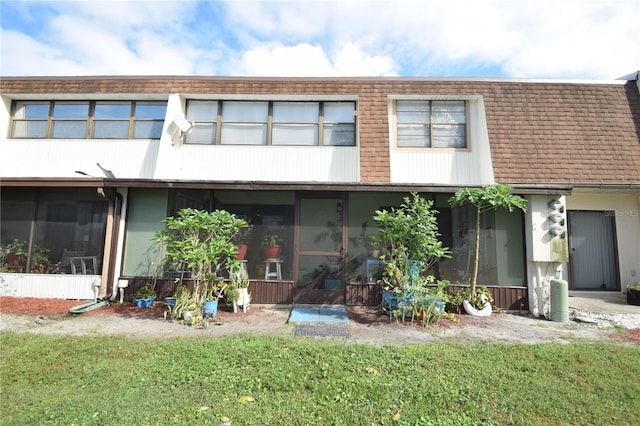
[[627, 289, 640, 306]]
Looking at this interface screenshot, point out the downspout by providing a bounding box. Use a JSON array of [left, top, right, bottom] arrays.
[[97, 187, 123, 299]]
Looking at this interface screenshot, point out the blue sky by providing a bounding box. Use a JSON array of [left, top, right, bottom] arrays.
[[1, 0, 638, 79]]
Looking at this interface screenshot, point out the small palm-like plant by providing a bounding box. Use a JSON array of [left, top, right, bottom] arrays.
[[449, 184, 527, 296]]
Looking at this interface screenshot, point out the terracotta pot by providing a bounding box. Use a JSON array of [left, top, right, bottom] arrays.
[[263, 245, 281, 259], [236, 245, 248, 260]]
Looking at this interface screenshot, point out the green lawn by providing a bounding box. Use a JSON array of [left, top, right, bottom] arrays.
[[1, 333, 639, 425]]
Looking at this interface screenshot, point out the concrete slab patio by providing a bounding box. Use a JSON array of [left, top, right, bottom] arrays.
[[569, 291, 640, 315]]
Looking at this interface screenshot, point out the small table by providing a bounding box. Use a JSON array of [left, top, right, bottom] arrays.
[[264, 259, 283, 280]]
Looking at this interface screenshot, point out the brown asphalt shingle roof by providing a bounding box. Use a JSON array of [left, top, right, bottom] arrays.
[[2, 76, 639, 186]]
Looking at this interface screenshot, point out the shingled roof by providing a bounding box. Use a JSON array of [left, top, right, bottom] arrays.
[[483, 80, 640, 186], [2, 75, 639, 187]]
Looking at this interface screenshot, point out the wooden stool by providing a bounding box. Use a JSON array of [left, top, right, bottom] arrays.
[[264, 259, 282, 280]]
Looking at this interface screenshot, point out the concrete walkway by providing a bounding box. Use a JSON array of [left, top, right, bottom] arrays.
[[568, 291, 640, 315]]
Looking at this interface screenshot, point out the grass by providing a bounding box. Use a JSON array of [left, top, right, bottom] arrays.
[[1, 333, 639, 425]]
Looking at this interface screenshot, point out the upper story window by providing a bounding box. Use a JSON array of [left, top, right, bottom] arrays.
[[185, 100, 356, 146], [10, 100, 167, 139], [396, 100, 467, 148]]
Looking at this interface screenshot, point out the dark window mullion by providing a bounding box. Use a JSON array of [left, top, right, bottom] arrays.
[[465, 100, 469, 148], [47, 101, 54, 138], [88, 102, 95, 138], [428, 100, 433, 148], [267, 101, 273, 146], [215, 100, 222, 145], [129, 102, 136, 139], [318, 102, 324, 146]]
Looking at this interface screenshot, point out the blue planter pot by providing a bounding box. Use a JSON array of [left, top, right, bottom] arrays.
[[135, 297, 156, 308], [164, 297, 176, 309], [202, 300, 219, 318]]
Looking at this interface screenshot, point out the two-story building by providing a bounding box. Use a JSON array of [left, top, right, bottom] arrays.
[[1, 75, 639, 317]]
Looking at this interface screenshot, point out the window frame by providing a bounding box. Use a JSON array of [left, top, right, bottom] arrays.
[[184, 100, 357, 146], [394, 99, 469, 150], [9, 100, 167, 140]]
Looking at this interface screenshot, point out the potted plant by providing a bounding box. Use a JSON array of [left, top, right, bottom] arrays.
[[0, 239, 28, 272], [154, 208, 248, 323], [227, 267, 251, 313], [446, 286, 470, 314], [262, 233, 283, 259], [134, 284, 157, 307], [169, 285, 201, 325], [627, 282, 640, 306], [233, 224, 252, 261], [372, 193, 451, 321], [203, 276, 227, 318]]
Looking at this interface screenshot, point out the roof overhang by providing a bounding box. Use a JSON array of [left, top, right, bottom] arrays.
[[0, 177, 582, 195], [3, 178, 637, 195]]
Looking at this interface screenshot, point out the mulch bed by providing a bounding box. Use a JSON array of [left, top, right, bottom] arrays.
[[2, 296, 639, 344]]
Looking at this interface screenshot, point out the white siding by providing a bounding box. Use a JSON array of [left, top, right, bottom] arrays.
[[154, 144, 359, 182], [0, 273, 98, 299], [0, 139, 160, 179], [388, 96, 494, 186]]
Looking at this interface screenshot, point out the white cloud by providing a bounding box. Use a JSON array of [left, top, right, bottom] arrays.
[[332, 43, 398, 76], [232, 43, 333, 76], [1, 0, 638, 78], [229, 42, 397, 76], [223, 0, 640, 79], [0, 30, 84, 76]]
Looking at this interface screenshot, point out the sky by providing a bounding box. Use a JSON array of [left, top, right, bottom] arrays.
[[1, 0, 639, 80]]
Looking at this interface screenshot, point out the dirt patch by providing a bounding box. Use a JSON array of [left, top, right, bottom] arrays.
[[1, 297, 638, 345]]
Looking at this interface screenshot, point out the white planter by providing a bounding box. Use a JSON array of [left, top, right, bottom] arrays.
[[233, 288, 251, 313]]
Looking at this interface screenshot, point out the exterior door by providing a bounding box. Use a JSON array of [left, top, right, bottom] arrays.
[[293, 194, 347, 304], [568, 211, 619, 290]]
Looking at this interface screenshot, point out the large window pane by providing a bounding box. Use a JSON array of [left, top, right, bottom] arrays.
[[94, 103, 131, 136], [272, 124, 318, 145], [12, 121, 47, 138], [186, 101, 218, 144], [95, 102, 131, 118], [14, 102, 49, 119], [273, 102, 318, 122], [187, 100, 218, 121], [186, 124, 216, 145], [324, 102, 355, 123], [432, 125, 466, 148], [93, 121, 130, 138], [396, 100, 466, 148], [221, 102, 268, 145], [397, 124, 429, 147], [134, 103, 166, 119], [222, 101, 268, 122], [324, 123, 354, 146], [52, 103, 88, 138], [397, 101, 429, 123], [1, 188, 108, 274], [221, 123, 267, 145], [53, 103, 89, 118], [432, 101, 465, 123], [134, 121, 164, 139], [52, 121, 87, 138]]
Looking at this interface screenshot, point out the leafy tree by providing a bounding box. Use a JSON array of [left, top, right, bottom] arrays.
[[448, 184, 528, 296], [372, 193, 451, 289], [154, 208, 248, 303]]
